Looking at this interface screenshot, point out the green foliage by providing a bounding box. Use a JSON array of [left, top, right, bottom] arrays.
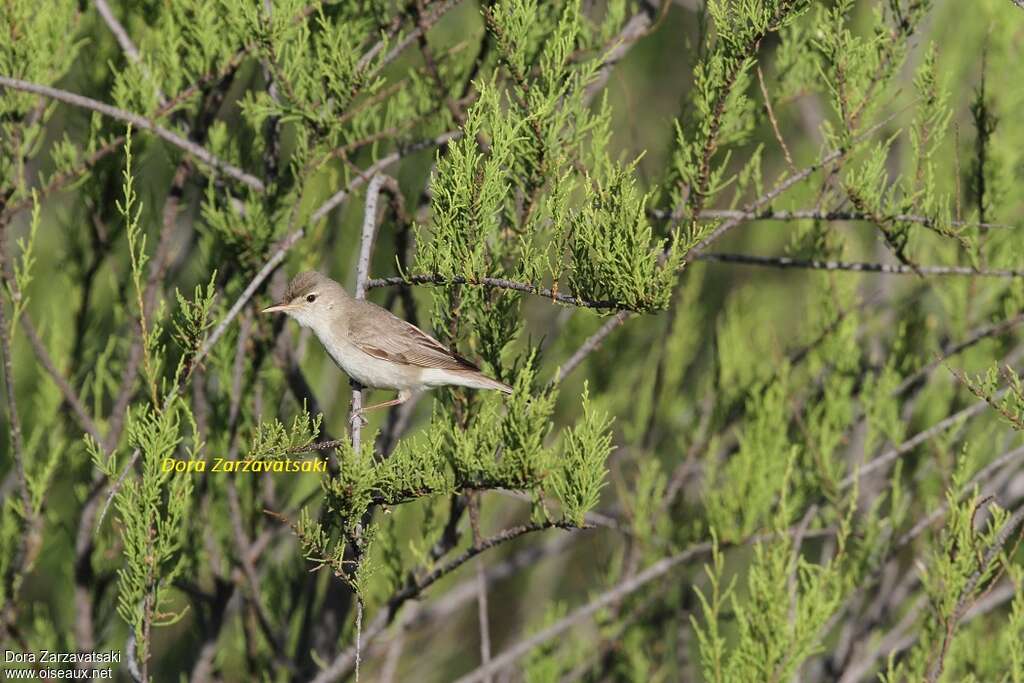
[[550, 385, 613, 525], [114, 402, 193, 666], [3, 0, 1024, 681], [7, 192, 39, 327], [705, 372, 798, 540], [568, 166, 681, 311]]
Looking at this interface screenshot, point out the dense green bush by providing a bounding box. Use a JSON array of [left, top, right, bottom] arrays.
[[1, 0, 1023, 681]]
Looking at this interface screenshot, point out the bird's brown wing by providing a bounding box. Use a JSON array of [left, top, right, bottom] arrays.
[[349, 305, 479, 372]]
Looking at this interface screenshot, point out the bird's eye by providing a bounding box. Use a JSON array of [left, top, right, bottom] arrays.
[[306, 294, 317, 303]]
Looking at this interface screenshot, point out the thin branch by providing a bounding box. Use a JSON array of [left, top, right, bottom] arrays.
[[93, 0, 142, 62], [840, 394, 994, 490], [394, 522, 586, 609], [836, 595, 928, 683], [691, 208, 1011, 230], [309, 132, 459, 224], [17, 317, 103, 443], [549, 311, 632, 388], [451, 526, 838, 683], [378, 606, 415, 683], [225, 480, 290, 670], [0, 135, 126, 224], [0, 77, 265, 192], [354, 174, 387, 300], [925, 504, 1024, 683], [371, 0, 464, 76], [398, 531, 580, 634], [349, 173, 388, 451], [895, 312, 1024, 396], [366, 274, 639, 310], [844, 577, 1020, 683], [756, 62, 795, 170], [583, 1, 662, 102], [696, 252, 1024, 278], [575, 117, 903, 424], [92, 0, 168, 105], [451, 542, 714, 683], [308, 522, 584, 683], [467, 496, 492, 683], [896, 443, 1024, 548], [687, 113, 900, 255]]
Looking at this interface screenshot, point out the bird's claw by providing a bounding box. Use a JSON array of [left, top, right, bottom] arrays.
[[349, 412, 368, 427]]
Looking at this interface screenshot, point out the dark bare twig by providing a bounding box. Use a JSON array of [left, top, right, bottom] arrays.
[[397, 531, 580, 635], [686, 208, 1012, 230], [367, 274, 643, 310], [895, 312, 1024, 396], [696, 252, 1024, 279], [548, 121, 899, 401], [897, 444, 1024, 548], [371, 0, 464, 76]]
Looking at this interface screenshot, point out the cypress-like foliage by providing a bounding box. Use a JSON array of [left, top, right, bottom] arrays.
[[1, 1, 1023, 681]]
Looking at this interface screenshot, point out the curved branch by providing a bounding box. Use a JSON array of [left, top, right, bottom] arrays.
[[0, 77, 264, 192]]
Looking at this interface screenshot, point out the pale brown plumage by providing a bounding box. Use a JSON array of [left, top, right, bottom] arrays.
[[263, 271, 512, 418]]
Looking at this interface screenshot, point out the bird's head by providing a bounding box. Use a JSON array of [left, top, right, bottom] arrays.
[[261, 270, 348, 330]]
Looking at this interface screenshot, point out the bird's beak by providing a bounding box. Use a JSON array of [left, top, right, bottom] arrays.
[[261, 302, 292, 314]]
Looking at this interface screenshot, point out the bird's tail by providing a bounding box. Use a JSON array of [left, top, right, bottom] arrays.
[[452, 371, 513, 394]]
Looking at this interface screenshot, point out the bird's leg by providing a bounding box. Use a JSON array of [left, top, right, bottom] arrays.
[[350, 389, 413, 425]]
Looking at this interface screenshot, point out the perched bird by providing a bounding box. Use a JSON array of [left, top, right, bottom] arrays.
[[262, 271, 512, 419]]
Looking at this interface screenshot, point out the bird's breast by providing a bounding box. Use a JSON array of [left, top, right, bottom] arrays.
[[318, 335, 421, 391]]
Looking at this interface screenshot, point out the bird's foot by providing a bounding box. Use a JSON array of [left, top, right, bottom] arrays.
[[349, 411, 369, 428]]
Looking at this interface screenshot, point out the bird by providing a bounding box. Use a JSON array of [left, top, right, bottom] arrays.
[[261, 271, 512, 420]]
